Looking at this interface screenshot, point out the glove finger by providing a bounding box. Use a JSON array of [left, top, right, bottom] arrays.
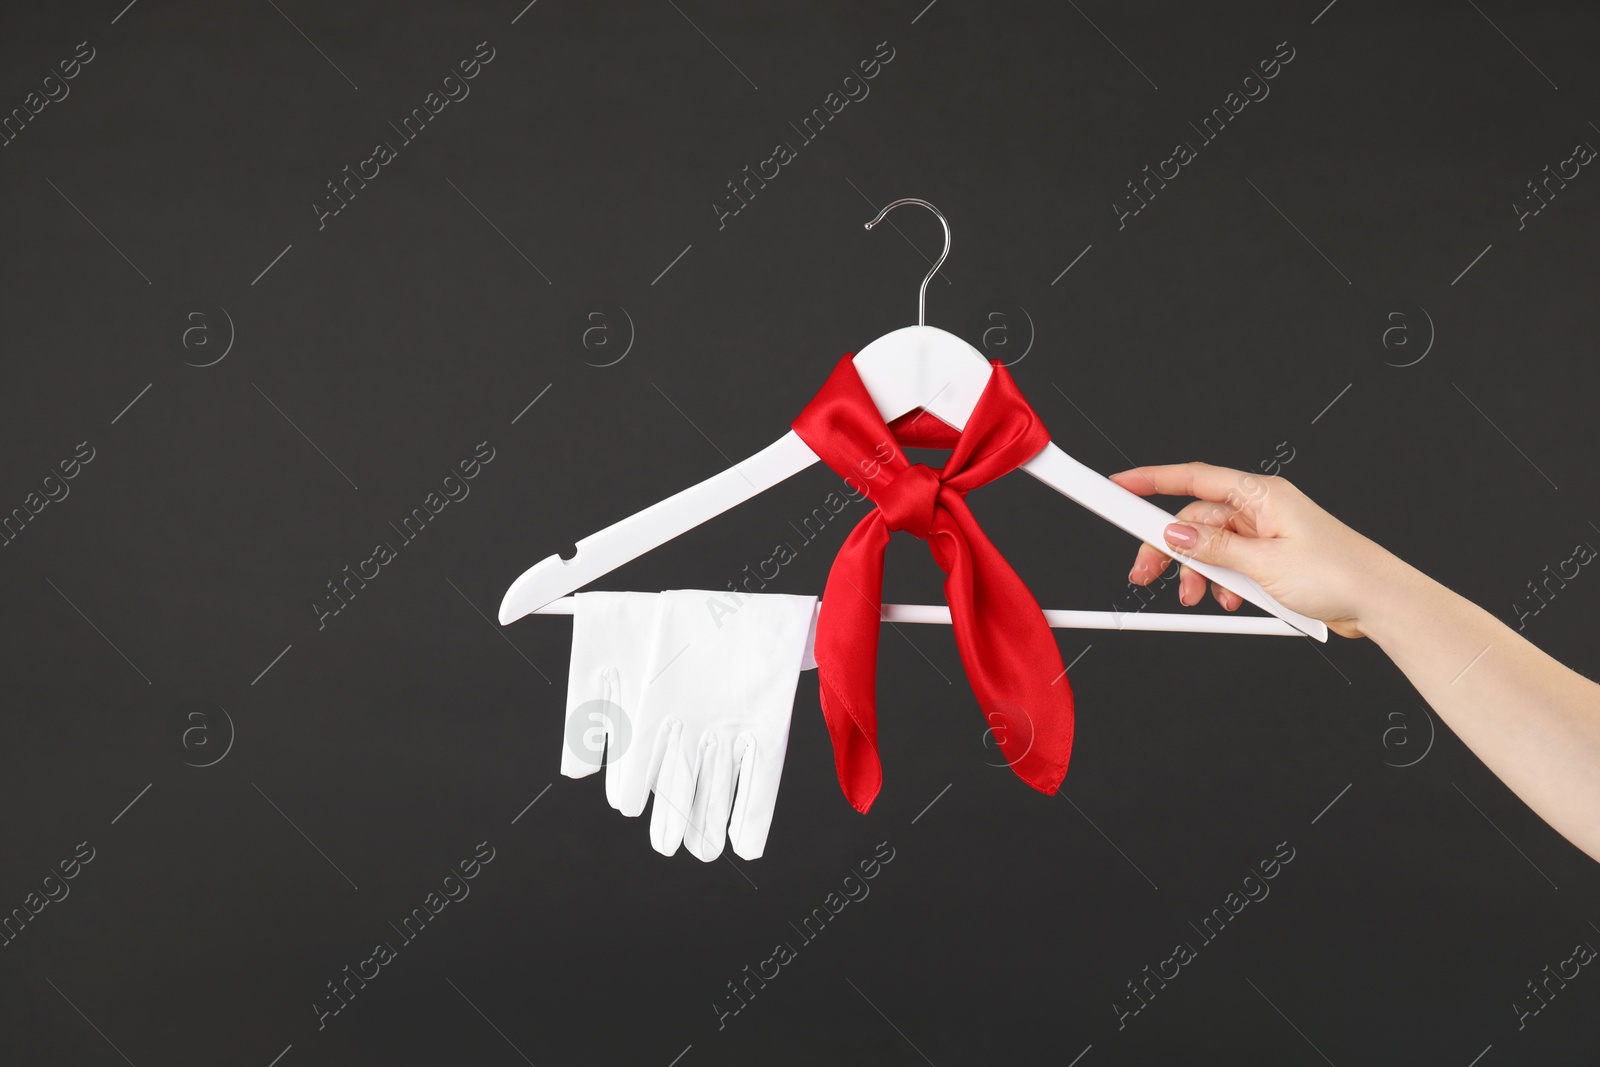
[[612, 711, 671, 818], [649, 720, 695, 856], [685, 734, 734, 863], [562, 665, 621, 779], [726, 731, 780, 861]]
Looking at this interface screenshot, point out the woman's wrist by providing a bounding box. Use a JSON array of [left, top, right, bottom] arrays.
[[1350, 545, 1452, 648]]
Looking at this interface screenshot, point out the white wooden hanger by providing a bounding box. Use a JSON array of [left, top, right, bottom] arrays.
[[500, 199, 1327, 643]]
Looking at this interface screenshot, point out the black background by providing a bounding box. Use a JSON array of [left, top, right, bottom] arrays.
[[2, 1, 1598, 1064]]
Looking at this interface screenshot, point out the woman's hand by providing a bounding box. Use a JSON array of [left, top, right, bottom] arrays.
[[1109, 462, 1402, 639]]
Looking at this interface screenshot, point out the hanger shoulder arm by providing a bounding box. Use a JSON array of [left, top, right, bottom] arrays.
[[497, 431, 819, 624], [1019, 443, 1329, 642]]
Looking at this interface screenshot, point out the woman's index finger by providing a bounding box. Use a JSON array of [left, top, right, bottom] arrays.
[[1109, 462, 1254, 504]]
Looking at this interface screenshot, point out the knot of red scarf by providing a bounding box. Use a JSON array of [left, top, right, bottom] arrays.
[[791, 354, 1076, 813], [877, 464, 941, 538]]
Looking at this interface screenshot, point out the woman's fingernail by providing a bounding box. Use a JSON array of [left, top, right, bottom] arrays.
[[1164, 523, 1197, 549]]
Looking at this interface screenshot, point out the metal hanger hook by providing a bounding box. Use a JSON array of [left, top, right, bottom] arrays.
[[864, 198, 950, 327]]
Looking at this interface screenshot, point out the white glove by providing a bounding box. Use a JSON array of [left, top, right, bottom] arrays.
[[638, 589, 815, 861], [562, 590, 816, 861]]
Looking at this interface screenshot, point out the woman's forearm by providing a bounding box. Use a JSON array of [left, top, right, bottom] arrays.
[[1357, 556, 1600, 861]]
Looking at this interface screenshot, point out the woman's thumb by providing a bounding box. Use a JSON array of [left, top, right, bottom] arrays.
[[1163, 521, 1261, 572]]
